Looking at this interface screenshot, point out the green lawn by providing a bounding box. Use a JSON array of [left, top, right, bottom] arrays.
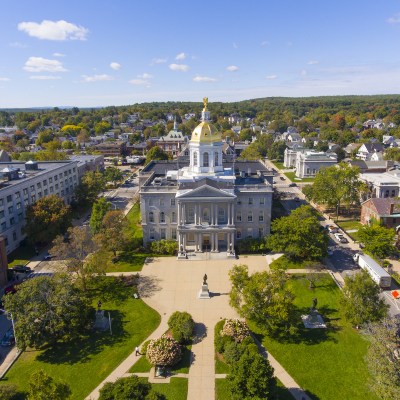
[[106, 252, 149, 272], [7, 244, 36, 267], [253, 274, 379, 400], [271, 161, 286, 170], [336, 220, 362, 242], [141, 377, 188, 400], [284, 171, 315, 182], [0, 278, 161, 400], [125, 202, 143, 243], [129, 355, 152, 373]]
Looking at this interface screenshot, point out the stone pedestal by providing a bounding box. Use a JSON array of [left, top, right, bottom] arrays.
[[198, 283, 210, 299], [94, 310, 110, 331], [226, 251, 236, 259], [177, 252, 187, 260]]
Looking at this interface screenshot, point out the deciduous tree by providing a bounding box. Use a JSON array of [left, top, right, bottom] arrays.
[[24, 194, 72, 244], [357, 224, 396, 260], [28, 369, 71, 400], [104, 167, 123, 186], [267, 205, 328, 260], [145, 146, 169, 165], [340, 270, 388, 327], [74, 171, 105, 205], [365, 317, 400, 400], [4, 274, 92, 350], [90, 198, 112, 234]]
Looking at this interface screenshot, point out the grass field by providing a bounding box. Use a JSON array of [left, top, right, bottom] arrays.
[[125, 202, 143, 243], [284, 171, 315, 182], [254, 274, 379, 400], [336, 219, 362, 242], [142, 377, 188, 400], [271, 161, 287, 170], [0, 278, 161, 400]]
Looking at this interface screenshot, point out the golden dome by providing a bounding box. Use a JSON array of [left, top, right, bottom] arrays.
[[190, 121, 221, 143]]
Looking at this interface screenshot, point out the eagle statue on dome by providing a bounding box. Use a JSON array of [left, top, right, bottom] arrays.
[[203, 97, 208, 111]]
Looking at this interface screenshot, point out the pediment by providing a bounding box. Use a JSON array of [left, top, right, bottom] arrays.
[[177, 184, 235, 199]]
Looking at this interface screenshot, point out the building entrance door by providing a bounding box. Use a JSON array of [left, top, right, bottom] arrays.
[[202, 235, 210, 251]]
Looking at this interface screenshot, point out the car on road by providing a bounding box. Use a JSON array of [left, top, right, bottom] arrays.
[[12, 265, 32, 274], [294, 196, 300, 202], [280, 176, 285, 181], [1, 328, 15, 347], [289, 183, 297, 187], [334, 233, 348, 243], [327, 225, 339, 234], [43, 253, 54, 261], [327, 247, 335, 256]]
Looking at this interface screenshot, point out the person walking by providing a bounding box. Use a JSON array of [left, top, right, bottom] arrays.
[[135, 346, 140, 356]]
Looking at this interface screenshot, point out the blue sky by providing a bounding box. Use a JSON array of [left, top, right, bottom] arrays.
[[1, 0, 400, 108]]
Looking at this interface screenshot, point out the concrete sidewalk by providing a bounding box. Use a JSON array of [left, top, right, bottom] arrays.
[[86, 255, 313, 400]]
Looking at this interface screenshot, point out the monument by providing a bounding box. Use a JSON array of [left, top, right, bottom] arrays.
[[301, 297, 327, 329], [227, 241, 236, 259], [198, 273, 210, 299]]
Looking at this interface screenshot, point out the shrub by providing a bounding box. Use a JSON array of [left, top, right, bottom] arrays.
[[215, 331, 234, 354], [168, 311, 195, 343], [221, 319, 251, 342], [146, 336, 182, 366], [141, 340, 151, 355], [150, 240, 178, 255], [236, 238, 268, 254], [223, 341, 243, 365], [0, 384, 18, 400]]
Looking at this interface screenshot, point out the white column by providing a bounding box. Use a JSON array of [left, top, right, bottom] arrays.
[[215, 204, 218, 225], [177, 202, 181, 225], [227, 203, 231, 226]]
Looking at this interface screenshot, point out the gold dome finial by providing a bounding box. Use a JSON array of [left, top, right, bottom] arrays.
[[203, 97, 208, 111]]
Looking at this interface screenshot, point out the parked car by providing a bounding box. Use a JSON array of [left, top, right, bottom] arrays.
[[328, 225, 339, 234], [327, 247, 335, 256], [280, 176, 285, 181], [334, 233, 348, 243], [12, 265, 32, 274], [294, 197, 300, 202], [289, 183, 297, 187], [1, 328, 15, 347]]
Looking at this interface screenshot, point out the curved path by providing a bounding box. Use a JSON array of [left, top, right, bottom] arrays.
[[86, 255, 311, 400]]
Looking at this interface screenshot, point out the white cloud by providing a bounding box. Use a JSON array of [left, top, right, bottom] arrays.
[[0, 77, 10, 82], [387, 13, 400, 24], [82, 74, 114, 82], [18, 20, 88, 41], [129, 79, 150, 86], [169, 64, 189, 72], [266, 75, 278, 80], [137, 73, 153, 79], [193, 76, 217, 82], [29, 75, 61, 80], [23, 57, 67, 72], [53, 52, 65, 57], [261, 40, 270, 47], [151, 58, 167, 65], [175, 52, 186, 60], [226, 65, 239, 72], [307, 60, 319, 65], [110, 62, 121, 70]]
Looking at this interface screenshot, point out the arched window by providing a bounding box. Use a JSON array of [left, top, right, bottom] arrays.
[[149, 211, 154, 223], [160, 212, 165, 223], [193, 152, 198, 166], [214, 152, 219, 166], [203, 152, 209, 167]]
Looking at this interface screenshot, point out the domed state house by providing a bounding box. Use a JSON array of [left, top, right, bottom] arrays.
[[139, 98, 273, 258]]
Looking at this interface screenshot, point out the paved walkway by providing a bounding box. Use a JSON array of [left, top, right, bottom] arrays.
[[86, 255, 312, 400]]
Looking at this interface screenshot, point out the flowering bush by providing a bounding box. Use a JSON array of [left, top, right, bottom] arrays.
[[221, 319, 250, 342], [146, 336, 182, 366]]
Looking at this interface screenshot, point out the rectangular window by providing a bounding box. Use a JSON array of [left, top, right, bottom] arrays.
[[1, 222, 6, 232], [218, 209, 225, 224], [55, 184, 59, 190], [18, 213, 23, 221], [247, 228, 253, 238], [236, 212, 242, 222], [149, 228, 155, 240], [171, 212, 176, 223], [37, 182, 41, 189], [260, 198, 265, 205], [38, 192, 42, 199], [259, 212, 264, 222], [16, 202, 21, 210], [64, 171, 68, 177], [30, 185, 34, 191], [188, 207, 194, 223], [31, 195, 36, 202], [49, 177, 53, 183], [43, 180, 47, 186], [160, 228, 166, 240], [171, 198, 176, 206], [248, 197, 253, 205], [8, 206, 13, 214], [248, 212, 253, 222], [23, 188, 28, 196], [54, 175, 58, 181], [61, 190, 64, 196], [7, 195, 12, 203], [0, 211, 4, 218], [307, 168, 311, 175], [160, 198, 164, 207], [236, 230, 242, 239], [12, 231, 17, 241], [171, 228, 177, 240], [10, 217, 15, 225], [237, 199, 242, 205], [44, 189, 48, 196], [259, 227, 264, 238], [15, 192, 20, 199], [24, 199, 29, 206]]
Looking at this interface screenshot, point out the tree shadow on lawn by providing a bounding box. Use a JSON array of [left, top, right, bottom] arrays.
[[138, 275, 162, 298], [37, 309, 128, 365], [89, 276, 138, 304]]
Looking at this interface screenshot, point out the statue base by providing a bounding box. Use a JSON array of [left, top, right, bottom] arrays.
[[198, 283, 210, 299], [226, 251, 236, 259], [177, 252, 187, 260]]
